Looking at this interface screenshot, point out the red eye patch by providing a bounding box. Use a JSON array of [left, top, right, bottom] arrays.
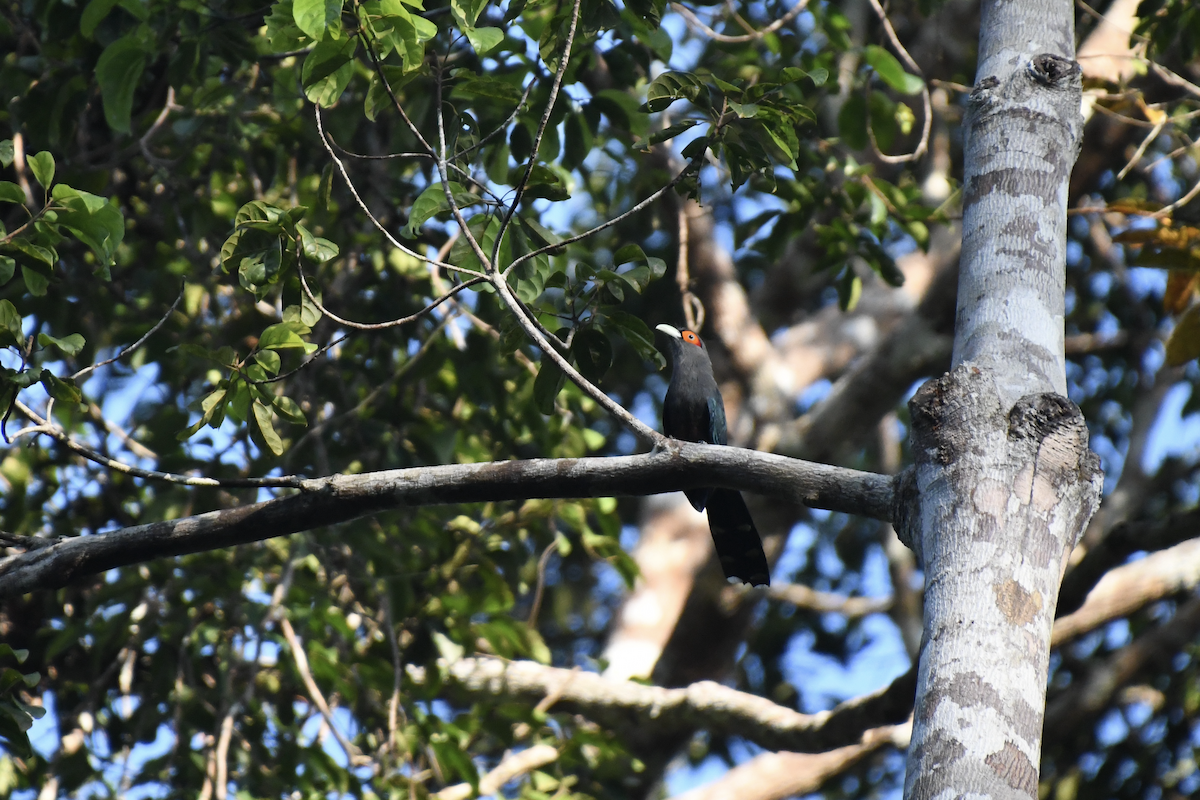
[[681, 330, 701, 346]]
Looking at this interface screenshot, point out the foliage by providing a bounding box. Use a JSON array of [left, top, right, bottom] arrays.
[[0, 0, 1198, 798]]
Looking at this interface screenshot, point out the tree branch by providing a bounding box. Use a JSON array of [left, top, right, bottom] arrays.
[[1058, 506, 1200, 616], [0, 443, 894, 596], [669, 0, 811, 44], [408, 656, 916, 755], [1052, 537, 1200, 646], [435, 744, 558, 800], [1044, 593, 1200, 738], [673, 723, 910, 800]]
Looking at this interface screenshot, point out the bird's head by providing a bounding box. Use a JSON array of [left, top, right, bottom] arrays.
[[655, 323, 711, 371], [655, 323, 704, 349]]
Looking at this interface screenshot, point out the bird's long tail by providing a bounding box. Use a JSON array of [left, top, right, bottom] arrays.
[[705, 489, 770, 586]]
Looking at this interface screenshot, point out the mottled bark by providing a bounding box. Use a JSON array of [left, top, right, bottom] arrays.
[[898, 2, 1103, 798]]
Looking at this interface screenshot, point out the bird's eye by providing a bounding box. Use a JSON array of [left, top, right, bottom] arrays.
[[683, 331, 700, 345]]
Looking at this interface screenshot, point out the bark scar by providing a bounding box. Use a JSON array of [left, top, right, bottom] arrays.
[[1028, 54, 1081, 88]]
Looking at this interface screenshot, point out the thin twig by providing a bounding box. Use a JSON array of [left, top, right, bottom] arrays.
[[280, 615, 370, 767], [244, 334, 349, 386], [1150, 61, 1200, 100], [86, 402, 158, 461], [73, 285, 185, 381], [492, 0, 585, 268], [381, 589, 407, 766], [492, 270, 663, 444], [453, 81, 536, 161], [435, 745, 559, 800], [315, 106, 472, 275], [864, 0, 931, 163], [285, 315, 454, 460], [504, 150, 707, 278], [433, 52, 493, 273], [526, 540, 558, 629], [677, 203, 704, 331], [357, 29, 439, 156], [12, 398, 306, 488], [1116, 117, 1167, 180], [139, 86, 182, 166], [296, 269, 486, 331], [764, 582, 892, 618], [0, 531, 58, 551], [1153, 174, 1200, 219], [670, 0, 811, 44]]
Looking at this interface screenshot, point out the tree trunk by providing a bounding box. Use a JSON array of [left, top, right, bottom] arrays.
[[898, 2, 1102, 798]]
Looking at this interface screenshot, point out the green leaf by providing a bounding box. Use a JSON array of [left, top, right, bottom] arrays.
[[37, 333, 85, 356], [450, 0, 488, 28], [520, 218, 563, 253], [432, 630, 465, 662], [563, 112, 594, 169], [272, 394, 308, 426], [0, 140, 12, 167], [532, 358, 566, 415], [0, 257, 14, 285], [293, 0, 332, 41], [0, 182, 25, 205], [386, 4, 437, 71], [838, 268, 863, 311], [297, 223, 340, 261], [612, 244, 666, 292], [300, 291, 323, 327], [22, 266, 50, 297], [864, 45, 925, 96], [41, 372, 83, 405], [27, 152, 54, 190], [728, 101, 759, 118], [259, 322, 317, 352], [365, 66, 417, 121], [51, 185, 125, 266], [453, 76, 524, 105], [95, 36, 148, 133], [10, 239, 56, 267], [644, 119, 700, 148], [608, 311, 663, 369], [571, 329, 612, 381], [0, 300, 23, 347], [252, 400, 285, 455], [404, 183, 484, 239], [465, 27, 504, 55], [80, 0, 119, 38], [253, 349, 282, 375], [448, 214, 507, 274], [51, 184, 108, 214], [200, 386, 227, 421], [511, 164, 569, 201], [838, 92, 868, 150], [869, 90, 897, 152], [302, 37, 357, 107], [643, 71, 705, 113]]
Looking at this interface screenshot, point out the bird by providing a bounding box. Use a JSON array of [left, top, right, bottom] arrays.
[[655, 323, 770, 586]]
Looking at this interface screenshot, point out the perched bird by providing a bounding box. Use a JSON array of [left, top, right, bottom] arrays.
[[655, 323, 770, 586]]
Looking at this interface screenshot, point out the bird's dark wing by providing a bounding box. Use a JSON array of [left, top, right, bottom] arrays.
[[707, 394, 727, 446]]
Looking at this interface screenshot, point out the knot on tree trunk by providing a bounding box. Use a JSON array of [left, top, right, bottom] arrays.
[[894, 365, 1103, 561], [1028, 54, 1082, 88]]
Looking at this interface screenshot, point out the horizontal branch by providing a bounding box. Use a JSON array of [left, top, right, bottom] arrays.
[[1052, 537, 1200, 646], [1045, 593, 1200, 738], [1057, 506, 1200, 616], [409, 656, 916, 754], [674, 723, 910, 800], [0, 443, 894, 597]]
